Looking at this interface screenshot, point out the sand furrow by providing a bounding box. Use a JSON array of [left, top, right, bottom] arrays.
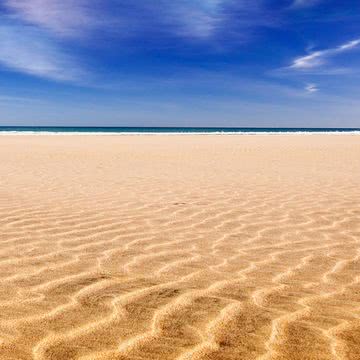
[[0, 135, 359, 359]]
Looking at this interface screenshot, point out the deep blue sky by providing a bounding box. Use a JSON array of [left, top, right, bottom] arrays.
[[1, 0, 360, 127]]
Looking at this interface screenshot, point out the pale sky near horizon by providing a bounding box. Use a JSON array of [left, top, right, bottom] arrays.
[[0, 0, 360, 127]]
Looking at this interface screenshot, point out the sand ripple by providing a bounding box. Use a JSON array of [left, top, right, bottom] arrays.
[[0, 135, 359, 359]]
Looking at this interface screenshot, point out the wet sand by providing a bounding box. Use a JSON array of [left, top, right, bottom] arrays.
[[0, 135, 359, 360]]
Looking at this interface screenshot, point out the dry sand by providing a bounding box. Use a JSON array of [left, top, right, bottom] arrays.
[[0, 134, 359, 360]]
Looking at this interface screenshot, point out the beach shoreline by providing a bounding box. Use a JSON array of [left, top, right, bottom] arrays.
[[0, 127, 359, 136]]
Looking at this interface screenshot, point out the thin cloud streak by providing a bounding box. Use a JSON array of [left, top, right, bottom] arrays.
[[305, 83, 318, 93], [291, 38, 360, 69], [4, 0, 105, 38], [3, 0, 268, 41], [0, 94, 40, 103], [167, 0, 225, 38], [0, 24, 84, 81], [5, 0, 227, 39], [291, 0, 322, 8], [0, 0, 269, 83]]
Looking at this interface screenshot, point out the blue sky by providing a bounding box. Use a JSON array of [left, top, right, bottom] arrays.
[[0, 0, 360, 127]]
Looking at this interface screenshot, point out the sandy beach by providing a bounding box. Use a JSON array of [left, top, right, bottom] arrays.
[[0, 134, 359, 360]]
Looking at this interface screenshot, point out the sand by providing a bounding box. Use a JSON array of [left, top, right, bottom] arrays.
[[0, 134, 359, 360]]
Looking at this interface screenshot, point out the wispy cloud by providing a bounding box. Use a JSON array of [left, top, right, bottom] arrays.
[[0, 94, 38, 103], [0, 1, 100, 82], [4, 0, 105, 38], [305, 83, 318, 93], [0, 24, 84, 81], [291, 38, 360, 69], [166, 0, 226, 38], [0, 0, 256, 82], [175, 0, 272, 39], [4, 0, 270, 41], [3, 0, 230, 40], [291, 0, 322, 8]]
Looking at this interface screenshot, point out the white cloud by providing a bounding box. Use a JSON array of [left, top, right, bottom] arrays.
[[0, 0, 273, 83], [0, 0, 236, 82], [4, 0, 104, 38], [3, 0, 267, 42], [292, 51, 324, 69], [168, 0, 267, 39], [338, 39, 360, 50], [0, 25, 84, 81], [165, 0, 226, 38], [305, 83, 318, 93], [4, 0, 227, 40], [291, 38, 360, 70]]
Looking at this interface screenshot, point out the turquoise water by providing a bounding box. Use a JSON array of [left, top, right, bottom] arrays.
[[0, 127, 359, 134]]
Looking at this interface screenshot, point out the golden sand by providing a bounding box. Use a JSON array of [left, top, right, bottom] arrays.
[[0, 135, 359, 360]]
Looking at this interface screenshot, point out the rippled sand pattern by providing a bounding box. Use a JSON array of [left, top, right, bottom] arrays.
[[0, 135, 359, 360]]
